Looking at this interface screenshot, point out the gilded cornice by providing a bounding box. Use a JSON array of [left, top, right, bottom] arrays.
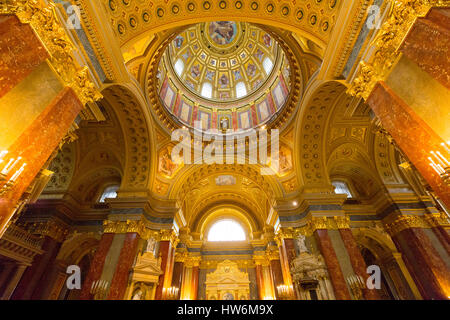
[[293, 215, 351, 236], [384, 215, 428, 236], [103, 219, 159, 240], [0, 0, 102, 106], [384, 213, 450, 236], [348, 0, 447, 100]]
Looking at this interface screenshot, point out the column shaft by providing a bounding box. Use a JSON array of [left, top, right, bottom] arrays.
[[79, 233, 115, 300], [1, 264, 27, 300], [339, 229, 380, 300], [314, 229, 351, 300], [0, 87, 84, 237], [107, 233, 140, 300], [11, 236, 60, 300], [0, 15, 49, 98], [392, 227, 450, 299], [367, 82, 450, 207]]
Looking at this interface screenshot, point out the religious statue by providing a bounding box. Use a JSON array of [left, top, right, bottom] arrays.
[[295, 234, 309, 254], [146, 237, 156, 254], [220, 117, 229, 132]]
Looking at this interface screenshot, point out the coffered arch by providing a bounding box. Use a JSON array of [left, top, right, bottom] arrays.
[[101, 83, 157, 193], [294, 79, 347, 192], [103, 0, 342, 49]]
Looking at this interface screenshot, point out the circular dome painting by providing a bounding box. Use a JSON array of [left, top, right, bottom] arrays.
[[208, 21, 238, 46], [155, 22, 292, 132]]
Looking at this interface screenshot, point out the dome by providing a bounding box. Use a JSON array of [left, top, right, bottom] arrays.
[[157, 22, 291, 132]]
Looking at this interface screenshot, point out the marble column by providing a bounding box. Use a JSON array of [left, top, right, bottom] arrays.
[[0, 15, 49, 98], [367, 82, 450, 207], [79, 233, 115, 300], [279, 238, 297, 298], [314, 229, 351, 300], [339, 229, 380, 300], [191, 266, 199, 301], [255, 264, 264, 300], [107, 233, 140, 300], [11, 236, 61, 300], [155, 240, 172, 300], [391, 227, 450, 299], [0, 87, 84, 237], [171, 261, 184, 299], [270, 259, 284, 299], [399, 8, 450, 90], [1, 264, 27, 300]]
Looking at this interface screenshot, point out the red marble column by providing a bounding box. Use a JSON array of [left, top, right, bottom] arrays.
[[191, 266, 199, 300], [279, 238, 298, 298], [431, 226, 450, 255], [79, 233, 114, 300], [0, 87, 84, 237], [107, 233, 140, 300], [314, 229, 351, 300], [367, 82, 450, 207], [400, 8, 450, 89], [392, 227, 450, 300], [155, 240, 172, 300], [11, 236, 61, 300], [0, 15, 49, 98], [255, 264, 264, 300], [339, 229, 380, 300], [171, 261, 184, 299], [270, 259, 284, 299]]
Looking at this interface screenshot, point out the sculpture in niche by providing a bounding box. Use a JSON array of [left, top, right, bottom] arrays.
[[220, 117, 229, 131], [146, 237, 156, 255], [295, 234, 309, 254]]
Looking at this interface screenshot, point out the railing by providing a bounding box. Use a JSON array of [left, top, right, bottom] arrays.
[[3, 224, 43, 249]]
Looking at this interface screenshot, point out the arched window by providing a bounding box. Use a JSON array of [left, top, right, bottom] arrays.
[[201, 82, 212, 98], [332, 181, 353, 198], [174, 58, 184, 76], [207, 219, 246, 241], [263, 57, 274, 75], [98, 185, 119, 203], [235, 82, 247, 98]]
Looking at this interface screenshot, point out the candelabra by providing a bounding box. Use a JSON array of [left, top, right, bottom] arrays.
[[428, 142, 450, 186], [0, 150, 27, 196], [276, 284, 294, 300], [90, 280, 110, 300], [346, 275, 365, 300], [163, 286, 179, 300]]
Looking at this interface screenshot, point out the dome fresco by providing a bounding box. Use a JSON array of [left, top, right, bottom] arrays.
[[157, 22, 291, 132]]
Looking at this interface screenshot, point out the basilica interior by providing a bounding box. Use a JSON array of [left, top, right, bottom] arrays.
[[0, 0, 449, 301]]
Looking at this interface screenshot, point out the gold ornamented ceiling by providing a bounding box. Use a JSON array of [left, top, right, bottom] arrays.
[[164, 22, 281, 102], [157, 22, 291, 131]]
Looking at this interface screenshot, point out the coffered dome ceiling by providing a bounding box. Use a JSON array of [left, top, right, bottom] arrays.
[[156, 22, 292, 132]]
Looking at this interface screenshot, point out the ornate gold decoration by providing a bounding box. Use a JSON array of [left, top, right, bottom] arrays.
[[0, 0, 102, 105], [384, 215, 430, 236], [18, 219, 69, 242], [103, 219, 159, 240], [159, 228, 179, 247], [348, 0, 447, 100], [423, 212, 450, 228]]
